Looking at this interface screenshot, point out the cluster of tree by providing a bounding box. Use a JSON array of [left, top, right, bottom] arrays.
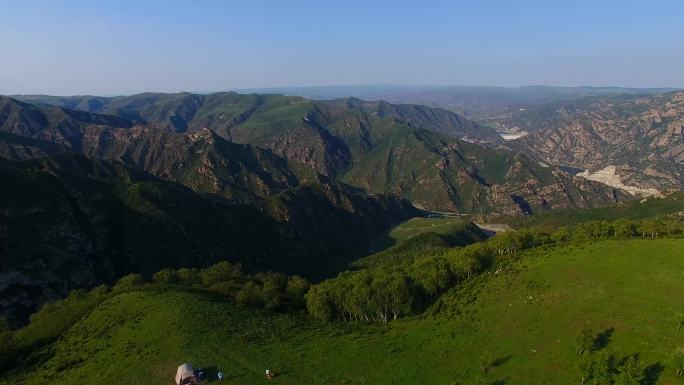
[[113, 261, 311, 311], [577, 353, 647, 385], [568, 218, 683, 241], [306, 269, 414, 322], [575, 327, 649, 385], [0, 284, 113, 373], [306, 229, 540, 323], [670, 348, 684, 378], [307, 217, 683, 323], [0, 261, 310, 374]]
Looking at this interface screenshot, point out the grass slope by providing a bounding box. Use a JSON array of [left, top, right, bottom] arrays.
[[370, 216, 467, 251], [506, 192, 684, 228], [7, 239, 684, 385]]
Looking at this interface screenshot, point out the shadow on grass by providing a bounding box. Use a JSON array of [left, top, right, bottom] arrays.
[[644, 362, 664, 385], [198, 365, 247, 383], [592, 327, 614, 351], [491, 355, 512, 368]]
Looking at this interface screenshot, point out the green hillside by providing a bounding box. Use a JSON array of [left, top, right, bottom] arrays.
[[4, 239, 683, 385], [0, 154, 415, 324], [506, 192, 684, 229], [6, 93, 632, 213], [370, 216, 468, 251], [0, 131, 68, 160]]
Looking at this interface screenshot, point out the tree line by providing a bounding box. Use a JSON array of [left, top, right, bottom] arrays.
[[112, 261, 311, 311], [306, 216, 684, 323], [0, 261, 310, 373]]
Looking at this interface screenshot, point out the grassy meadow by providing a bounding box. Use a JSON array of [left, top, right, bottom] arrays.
[[370, 215, 469, 251], [5, 238, 684, 385]]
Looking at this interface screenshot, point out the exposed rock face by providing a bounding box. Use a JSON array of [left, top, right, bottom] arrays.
[[1, 93, 633, 213], [339, 130, 630, 213], [78, 126, 304, 201], [0, 95, 131, 149], [577, 165, 662, 197], [0, 131, 68, 160], [15, 93, 503, 174], [507, 92, 684, 192]]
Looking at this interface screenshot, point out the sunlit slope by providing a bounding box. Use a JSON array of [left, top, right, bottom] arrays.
[[7, 239, 684, 385]]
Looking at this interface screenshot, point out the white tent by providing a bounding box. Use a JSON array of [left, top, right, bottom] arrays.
[[175, 363, 198, 385]]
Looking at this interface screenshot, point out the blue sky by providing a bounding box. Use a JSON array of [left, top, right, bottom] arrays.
[[1, 0, 682, 95]]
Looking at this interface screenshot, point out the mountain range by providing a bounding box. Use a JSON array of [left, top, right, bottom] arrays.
[[229, 85, 679, 119], [0, 92, 637, 323], [9, 93, 629, 213], [0, 152, 415, 323], [500, 91, 684, 194]]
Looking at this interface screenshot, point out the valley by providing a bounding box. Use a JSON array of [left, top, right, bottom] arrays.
[[3, 3, 684, 385], [1, 88, 683, 385]]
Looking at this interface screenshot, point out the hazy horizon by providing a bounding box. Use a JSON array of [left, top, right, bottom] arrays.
[[6, 84, 681, 99], [2, 0, 683, 95]]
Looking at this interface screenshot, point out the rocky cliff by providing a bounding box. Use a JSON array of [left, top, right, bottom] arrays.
[[505, 92, 684, 194]]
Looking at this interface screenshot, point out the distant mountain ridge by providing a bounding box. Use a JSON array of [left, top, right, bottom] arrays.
[[0, 92, 639, 323], [16, 92, 503, 141], [4, 93, 631, 213], [503, 91, 684, 193], [227, 85, 679, 118]]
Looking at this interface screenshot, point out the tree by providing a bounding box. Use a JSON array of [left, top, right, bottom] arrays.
[[260, 279, 283, 311], [411, 257, 453, 298], [669, 347, 684, 377], [387, 274, 414, 320], [552, 227, 572, 243], [573, 223, 592, 241], [613, 355, 644, 385], [664, 219, 683, 236], [153, 268, 178, 285], [576, 327, 594, 355], [0, 319, 15, 373], [372, 271, 414, 322], [235, 281, 263, 307], [479, 351, 493, 374], [638, 219, 664, 239], [530, 227, 553, 246], [112, 273, 146, 292], [348, 273, 373, 322], [287, 275, 310, 298], [613, 219, 635, 238], [306, 284, 336, 322], [591, 352, 615, 385], [449, 254, 482, 280], [0, 317, 9, 333], [89, 284, 110, 298], [201, 261, 242, 287], [177, 267, 200, 286], [577, 354, 593, 384]]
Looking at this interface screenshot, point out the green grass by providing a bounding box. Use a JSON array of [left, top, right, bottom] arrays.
[[370, 216, 468, 251], [507, 192, 684, 228], [6, 238, 684, 385]]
